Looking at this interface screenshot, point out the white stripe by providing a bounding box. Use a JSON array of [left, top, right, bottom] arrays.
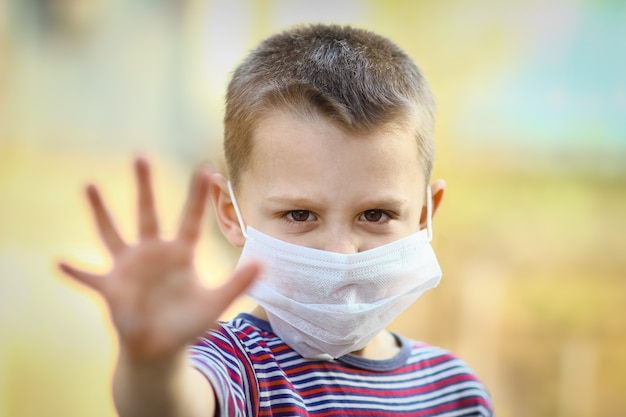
[[287, 360, 468, 387], [297, 382, 486, 408]]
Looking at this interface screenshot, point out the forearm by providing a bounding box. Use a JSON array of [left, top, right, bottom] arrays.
[[112, 349, 216, 417]]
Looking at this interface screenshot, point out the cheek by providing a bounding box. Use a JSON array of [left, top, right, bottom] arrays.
[[243, 212, 286, 241], [357, 232, 404, 252]]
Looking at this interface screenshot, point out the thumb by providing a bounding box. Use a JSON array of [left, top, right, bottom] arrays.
[[207, 259, 264, 315]]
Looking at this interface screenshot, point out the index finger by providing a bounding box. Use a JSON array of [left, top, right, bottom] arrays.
[[177, 167, 211, 245]]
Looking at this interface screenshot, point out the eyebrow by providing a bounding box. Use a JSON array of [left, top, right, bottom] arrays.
[[266, 195, 321, 208]]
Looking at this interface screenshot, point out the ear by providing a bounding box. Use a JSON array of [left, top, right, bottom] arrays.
[[419, 179, 446, 230], [208, 173, 246, 247]]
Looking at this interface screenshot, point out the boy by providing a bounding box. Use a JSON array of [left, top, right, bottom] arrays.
[[60, 24, 493, 416]]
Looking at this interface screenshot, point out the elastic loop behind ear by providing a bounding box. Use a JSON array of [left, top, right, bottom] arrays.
[[426, 186, 433, 242], [227, 181, 248, 239]]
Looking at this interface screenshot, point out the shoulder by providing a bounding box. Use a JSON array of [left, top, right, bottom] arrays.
[[191, 314, 270, 358], [408, 340, 472, 369], [188, 314, 271, 417], [403, 339, 494, 415]]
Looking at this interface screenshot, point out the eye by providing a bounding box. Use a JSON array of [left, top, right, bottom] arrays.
[[286, 210, 314, 222], [361, 209, 388, 223]]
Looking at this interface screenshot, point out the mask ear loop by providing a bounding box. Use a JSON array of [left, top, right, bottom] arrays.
[[426, 185, 433, 242], [227, 181, 248, 239]]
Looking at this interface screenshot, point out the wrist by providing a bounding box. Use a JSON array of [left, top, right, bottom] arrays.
[[113, 347, 192, 417]]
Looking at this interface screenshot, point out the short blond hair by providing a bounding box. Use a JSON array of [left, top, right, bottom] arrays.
[[224, 24, 436, 187]]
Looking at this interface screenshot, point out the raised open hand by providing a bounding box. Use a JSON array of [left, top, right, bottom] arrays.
[[59, 157, 261, 362]]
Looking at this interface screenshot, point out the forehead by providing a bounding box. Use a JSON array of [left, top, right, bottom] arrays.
[[240, 109, 425, 196]]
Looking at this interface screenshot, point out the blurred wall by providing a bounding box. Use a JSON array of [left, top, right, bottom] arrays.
[[1, 1, 625, 416]]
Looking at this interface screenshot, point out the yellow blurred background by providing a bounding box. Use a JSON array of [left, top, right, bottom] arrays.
[[1, 1, 625, 416]]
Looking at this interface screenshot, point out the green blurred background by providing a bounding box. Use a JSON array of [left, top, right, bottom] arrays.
[[1, 1, 625, 416]]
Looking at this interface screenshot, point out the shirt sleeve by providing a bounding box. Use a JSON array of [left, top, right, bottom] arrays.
[[188, 325, 257, 417]]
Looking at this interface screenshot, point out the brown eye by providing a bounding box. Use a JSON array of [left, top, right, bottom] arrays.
[[363, 210, 384, 222], [288, 210, 311, 222]]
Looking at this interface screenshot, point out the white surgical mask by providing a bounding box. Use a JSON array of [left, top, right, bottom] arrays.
[[228, 182, 442, 360]]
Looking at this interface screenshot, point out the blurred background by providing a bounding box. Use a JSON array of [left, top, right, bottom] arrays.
[[1, 0, 625, 416]]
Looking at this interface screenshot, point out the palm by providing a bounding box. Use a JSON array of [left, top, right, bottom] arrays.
[[104, 239, 211, 360], [59, 158, 260, 361]]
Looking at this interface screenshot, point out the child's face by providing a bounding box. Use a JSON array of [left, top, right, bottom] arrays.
[[234, 109, 427, 253]]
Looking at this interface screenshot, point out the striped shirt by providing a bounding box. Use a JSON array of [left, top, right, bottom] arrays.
[[189, 313, 493, 416]]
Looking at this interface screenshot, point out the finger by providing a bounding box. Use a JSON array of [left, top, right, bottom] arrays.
[[135, 157, 159, 240], [86, 184, 127, 255], [178, 168, 210, 245], [58, 262, 105, 293], [204, 260, 263, 316]]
